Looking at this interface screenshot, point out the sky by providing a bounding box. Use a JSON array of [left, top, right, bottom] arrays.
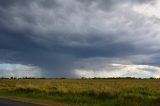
[[0, 0, 160, 78]]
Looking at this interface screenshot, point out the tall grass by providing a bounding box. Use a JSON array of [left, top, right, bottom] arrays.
[[0, 79, 160, 106]]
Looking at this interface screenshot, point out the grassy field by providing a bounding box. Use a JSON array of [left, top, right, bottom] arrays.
[[0, 78, 159, 106]]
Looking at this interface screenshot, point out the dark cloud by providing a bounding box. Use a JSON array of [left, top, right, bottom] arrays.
[[0, 0, 31, 7], [79, 0, 155, 11], [0, 0, 160, 77]]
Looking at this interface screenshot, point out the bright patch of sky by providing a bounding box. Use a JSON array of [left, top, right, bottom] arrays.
[[75, 64, 160, 78], [0, 63, 42, 78]]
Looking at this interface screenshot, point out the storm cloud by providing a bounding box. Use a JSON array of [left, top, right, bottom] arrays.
[[0, 0, 160, 78]]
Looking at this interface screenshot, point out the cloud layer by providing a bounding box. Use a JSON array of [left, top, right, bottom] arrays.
[[0, 0, 160, 78]]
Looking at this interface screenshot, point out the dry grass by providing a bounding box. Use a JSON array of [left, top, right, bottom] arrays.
[[0, 79, 160, 106]]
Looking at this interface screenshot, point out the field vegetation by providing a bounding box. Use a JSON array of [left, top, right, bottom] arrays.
[[0, 78, 160, 106]]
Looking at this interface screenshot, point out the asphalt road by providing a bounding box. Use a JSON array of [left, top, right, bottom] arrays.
[[0, 98, 44, 106]]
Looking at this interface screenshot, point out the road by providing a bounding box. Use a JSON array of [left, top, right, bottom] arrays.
[[0, 98, 44, 106]]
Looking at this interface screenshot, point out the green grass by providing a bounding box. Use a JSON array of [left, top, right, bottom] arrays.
[[0, 79, 160, 106]]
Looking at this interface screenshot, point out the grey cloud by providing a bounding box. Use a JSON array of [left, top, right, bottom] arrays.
[[0, 0, 32, 7], [0, 0, 160, 77], [79, 0, 156, 11]]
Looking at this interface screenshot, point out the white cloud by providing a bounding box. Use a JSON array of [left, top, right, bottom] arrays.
[[75, 64, 160, 78], [133, 1, 160, 18], [0, 63, 42, 78]]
